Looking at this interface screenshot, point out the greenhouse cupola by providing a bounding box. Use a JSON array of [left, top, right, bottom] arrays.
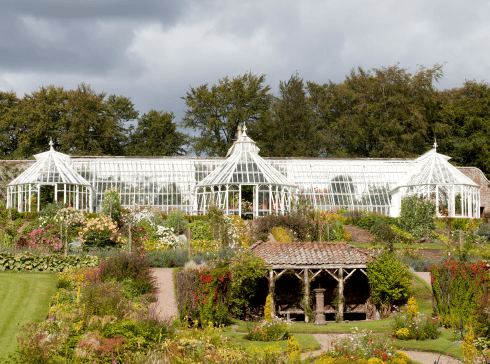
[[7, 140, 94, 212], [389, 142, 480, 218], [195, 125, 297, 218]]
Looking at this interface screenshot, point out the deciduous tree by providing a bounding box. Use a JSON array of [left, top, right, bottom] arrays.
[[181, 72, 272, 156]]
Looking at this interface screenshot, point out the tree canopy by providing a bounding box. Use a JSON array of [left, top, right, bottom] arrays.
[[181, 72, 272, 157]]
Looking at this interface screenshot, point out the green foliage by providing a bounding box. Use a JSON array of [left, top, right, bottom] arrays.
[[369, 219, 396, 246], [181, 72, 272, 157], [38, 201, 66, 219], [164, 210, 189, 235], [228, 250, 269, 318], [101, 189, 122, 225], [127, 110, 188, 156], [430, 261, 490, 328], [189, 220, 213, 241], [367, 252, 412, 317], [400, 195, 436, 240], [81, 280, 129, 319], [391, 307, 440, 340], [101, 318, 170, 351], [98, 252, 156, 295], [451, 218, 468, 231], [0, 252, 99, 271]]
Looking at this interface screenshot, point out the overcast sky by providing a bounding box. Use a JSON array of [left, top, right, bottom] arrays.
[[1, 0, 489, 127]]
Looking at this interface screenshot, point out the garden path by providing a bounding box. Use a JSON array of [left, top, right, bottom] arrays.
[[152, 268, 178, 320], [304, 334, 461, 364], [415, 272, 432, 287]]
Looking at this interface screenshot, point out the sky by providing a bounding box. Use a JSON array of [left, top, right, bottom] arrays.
[[1, 0, 489, 128]]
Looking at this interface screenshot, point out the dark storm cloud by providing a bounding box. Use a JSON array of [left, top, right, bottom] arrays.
[[2, 0, 192, 21], [0, 0, 199, 74]]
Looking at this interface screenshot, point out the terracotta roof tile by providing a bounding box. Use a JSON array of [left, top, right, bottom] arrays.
[[250, 241, 372, 266]]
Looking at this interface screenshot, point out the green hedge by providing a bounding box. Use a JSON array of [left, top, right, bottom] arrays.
[[430, 261, 490, 327], [0, 252, 100, 272]]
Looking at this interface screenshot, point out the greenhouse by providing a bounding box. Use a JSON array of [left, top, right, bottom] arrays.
[[5, 131, 482, 218], [390, 144, 480, 218], [7, 140, 93, 212]]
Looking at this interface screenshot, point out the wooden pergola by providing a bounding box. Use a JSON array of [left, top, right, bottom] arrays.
[[251, 241, 374, 322]]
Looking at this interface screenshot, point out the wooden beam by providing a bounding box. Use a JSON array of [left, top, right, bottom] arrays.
[[325, 268, 339, 282], [359, 268, 367, 276], [274, 269, 288, 281], [310, 269, 323, 281], [344, 268, 357, 281]]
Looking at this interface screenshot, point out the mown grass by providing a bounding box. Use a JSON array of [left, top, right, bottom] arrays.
[[0, 272, 57, 359], [221, 331, 320, 352]]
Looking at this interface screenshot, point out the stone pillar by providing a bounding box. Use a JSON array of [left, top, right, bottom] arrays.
[[314, 288, 327, 325]]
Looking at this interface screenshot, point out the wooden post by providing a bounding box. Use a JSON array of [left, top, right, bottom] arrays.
[[269, 270, 276, 317], [129, 222, 132, 253], [327, 221, 330, 242], [459, 230, 463, 254], [338, 268, 344, 321], [304, 268, 310, 323]]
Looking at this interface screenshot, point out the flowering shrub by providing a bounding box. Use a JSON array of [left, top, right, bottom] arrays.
[[391, 300, 440, 340], [194, 267, 232, 326], [243, 318, 290, 341], [316, 328, 408, 363], [78, 215, 121, 248], [54, 207, 86, 228], [431, 261, 490, 327], [123, 207, 178, 249], [26, 224, 63, 251]]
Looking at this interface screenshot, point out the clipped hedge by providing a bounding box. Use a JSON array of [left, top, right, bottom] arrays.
[[430, 261, 490, 327], [0, 252, 100, 272]]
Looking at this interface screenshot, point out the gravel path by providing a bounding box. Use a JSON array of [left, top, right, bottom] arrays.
[[304, 333, 461, 364], [152, 268, 179, 320]]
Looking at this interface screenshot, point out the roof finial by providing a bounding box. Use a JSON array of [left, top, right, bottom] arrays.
[[49, 138, 54, 151], [242, 123, 247, 135], [433, 139, 438, 151]]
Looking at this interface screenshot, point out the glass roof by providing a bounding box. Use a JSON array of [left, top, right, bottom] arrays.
[[391, 147, 479, 191], [197, 127, 297, 188], [8, 141, 92, 187]]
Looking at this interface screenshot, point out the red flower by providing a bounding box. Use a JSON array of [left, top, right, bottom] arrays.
[[383, 353, 388, 360]]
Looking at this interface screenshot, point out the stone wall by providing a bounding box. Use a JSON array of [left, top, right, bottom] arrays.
[[457, 167, 490, 216], [0, 160, 35, 204]]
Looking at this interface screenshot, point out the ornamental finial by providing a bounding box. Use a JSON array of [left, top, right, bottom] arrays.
[[433, 139, 438, 151], [242, 123, 247, 135], [49, 138, 54, 150]]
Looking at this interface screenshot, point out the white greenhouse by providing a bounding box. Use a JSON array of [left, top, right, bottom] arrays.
[[7, 141, 93, 212], [5, 131, 483, 218]]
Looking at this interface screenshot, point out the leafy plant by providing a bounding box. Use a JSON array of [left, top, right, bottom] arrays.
[[101, 189, 123, 226], [367, 252, 412, 317], [228, 250, 269, 318], [189, 220, 213, 241], [98, 252, 156, 295], [164, 210, 189, 235], [400, 195, 436, 240], [78, 215, 121, 248], [81, 280, 129, 319], [391, 298, 440, 340]]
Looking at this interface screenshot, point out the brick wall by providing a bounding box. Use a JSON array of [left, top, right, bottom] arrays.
[[457, 167, 490, 216]]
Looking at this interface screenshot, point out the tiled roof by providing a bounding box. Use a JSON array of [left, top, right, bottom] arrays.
[[250, 241, 372, 266]]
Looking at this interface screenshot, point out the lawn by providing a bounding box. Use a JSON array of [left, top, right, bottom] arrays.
[[0, 272, 57, 359]]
